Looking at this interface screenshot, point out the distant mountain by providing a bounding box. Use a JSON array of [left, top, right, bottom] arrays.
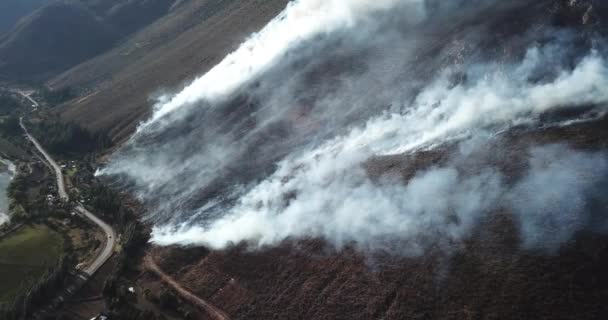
[[0, 0, 175, 81], [0, 0, 50, 35]]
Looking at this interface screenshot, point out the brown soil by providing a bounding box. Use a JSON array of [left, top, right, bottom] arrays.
[[145, 253, 230, 320], [152, 222, 608, 320]]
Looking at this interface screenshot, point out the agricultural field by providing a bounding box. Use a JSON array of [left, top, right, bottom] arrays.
[[0, 224, 64, 302]]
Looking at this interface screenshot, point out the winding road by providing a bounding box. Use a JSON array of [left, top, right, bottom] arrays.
[[17, 90, 39, 108], [17, 93, 222, 318], [20, 119, 68, 200], [19, 117, 116, 276]]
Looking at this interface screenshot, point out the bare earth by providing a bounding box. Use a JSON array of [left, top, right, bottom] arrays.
[[144, 254, 231, 320]]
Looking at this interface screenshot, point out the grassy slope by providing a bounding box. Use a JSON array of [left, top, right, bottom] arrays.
[[0, 224, 64, 301]]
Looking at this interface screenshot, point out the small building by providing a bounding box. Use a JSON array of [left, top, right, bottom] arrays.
[[90, 313, 109, 320]]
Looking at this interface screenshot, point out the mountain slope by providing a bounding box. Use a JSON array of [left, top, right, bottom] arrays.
[[54, 0, 289, 141], [151, 90, 608, 320], [0, 0, 175, 81], [97, 1, 608, 317], [0, 0, 50, 35], [0, 1, 116, 81]]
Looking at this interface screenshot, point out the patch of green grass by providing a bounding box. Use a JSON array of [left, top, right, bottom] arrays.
[[66, 167, 78, 178], [0, 224, 64, 301]]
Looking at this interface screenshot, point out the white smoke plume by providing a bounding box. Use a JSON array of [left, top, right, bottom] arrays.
[[509, 145, 608, 251], [141, 0, 424, 129], [152, 144, 608, 253], [101, 0, 608, 254]]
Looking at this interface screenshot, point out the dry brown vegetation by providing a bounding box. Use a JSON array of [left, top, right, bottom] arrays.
[[147, 115, 608, 320]]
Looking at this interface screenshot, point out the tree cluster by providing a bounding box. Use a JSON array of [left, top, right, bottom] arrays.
[[0, 254, 71, 320], [9, 176, 71, 224], [28, 120, 111, 156], [0, 115, 22, 138], [40, 87, 76, 107], [0, 93, 20, 116]]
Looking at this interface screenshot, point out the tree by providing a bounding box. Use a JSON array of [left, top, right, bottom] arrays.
[[27, 119, 111, 156], [0, 116, 21, 138], [40, 87, 75, 107], [0, 93, 20, 116], [158, 289, 178, 311]]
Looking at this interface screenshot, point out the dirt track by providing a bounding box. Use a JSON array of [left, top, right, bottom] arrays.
[[144, 254, 231, 320]]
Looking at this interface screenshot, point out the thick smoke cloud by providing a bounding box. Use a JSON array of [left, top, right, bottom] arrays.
[[152, 164, 503, 254], [509, 145, 608, 251], [141, 0, 424, 128], [101, 0, 608, 254], [152, 144, 608, 253]]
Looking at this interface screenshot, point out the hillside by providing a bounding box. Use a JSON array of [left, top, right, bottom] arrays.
[[3, 0, 608, 319], [149, 101, 608, 320], [53, 0, 289, 141], [91, 0, 608, 318], [0, 0, 50, 35], [0, 0, 175, 81]]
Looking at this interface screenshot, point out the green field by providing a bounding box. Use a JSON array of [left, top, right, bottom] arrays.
[[66, 167, 78, 178], [0, 224, 64, 302]]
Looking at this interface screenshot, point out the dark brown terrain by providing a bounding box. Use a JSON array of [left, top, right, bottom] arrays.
[[149, 114, 608, 320]]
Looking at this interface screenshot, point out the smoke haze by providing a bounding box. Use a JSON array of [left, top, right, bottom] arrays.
[[101, 0, 608, 254]]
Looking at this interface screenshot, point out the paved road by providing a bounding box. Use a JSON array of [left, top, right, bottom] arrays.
[[16, 90, 39, 108], [20, 117, 116, 276], [20, 118, 68, 200], [145, 255, 231, 320], [76, 206, 116, 275]]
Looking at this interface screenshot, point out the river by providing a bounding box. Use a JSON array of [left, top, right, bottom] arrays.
[[0, 158, 15, 225]]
